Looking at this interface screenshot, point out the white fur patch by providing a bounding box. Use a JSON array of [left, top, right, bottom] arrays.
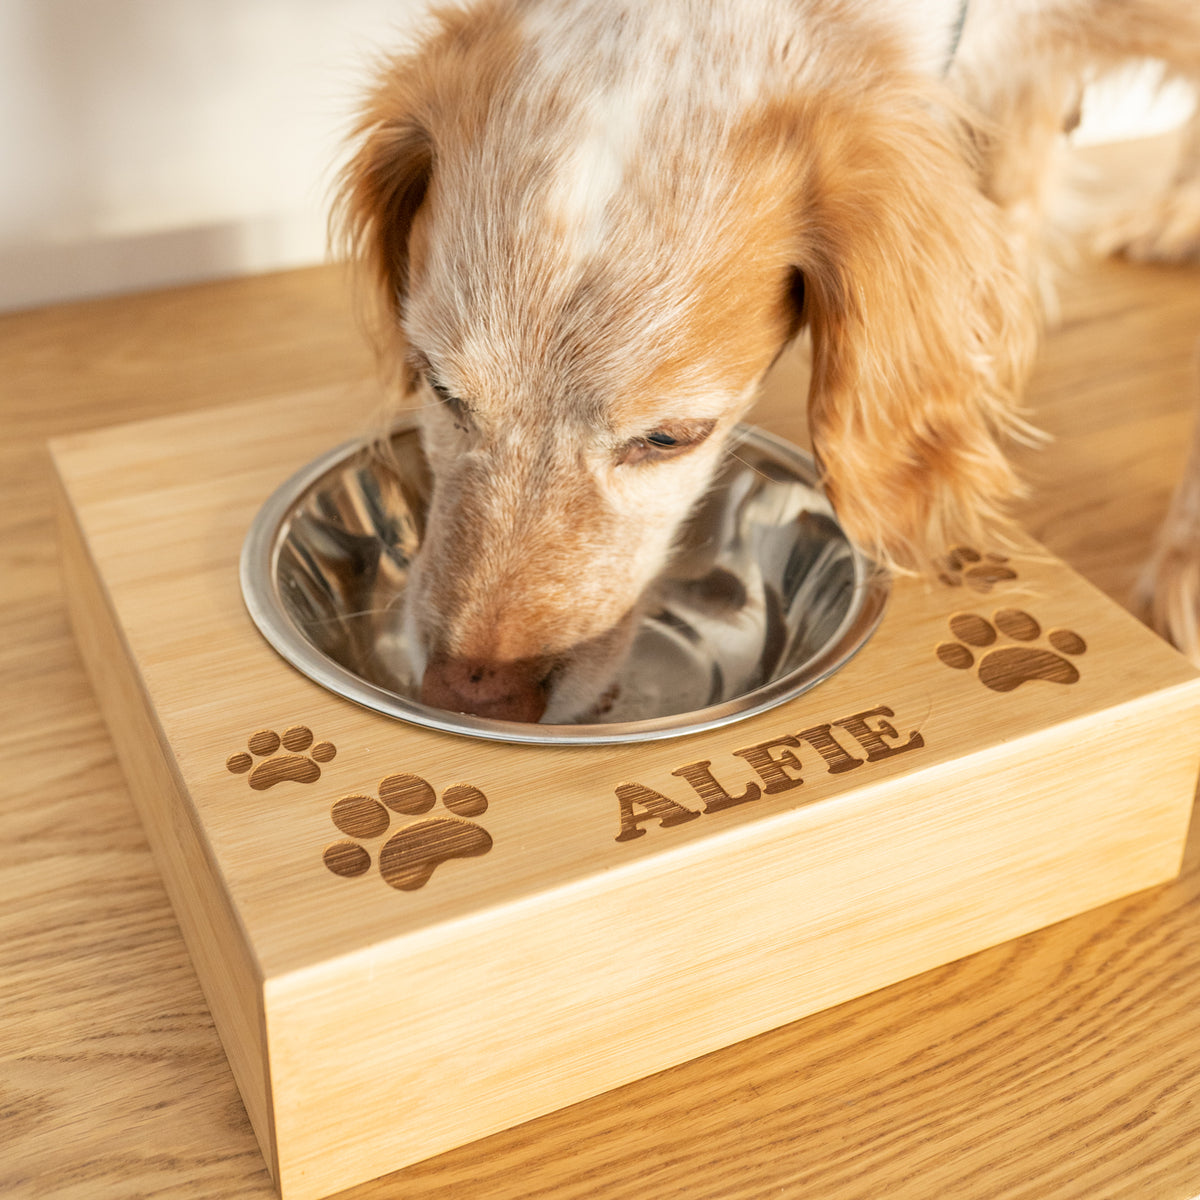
[[546, 86, 649, 263], [525, 0, 844, 268]]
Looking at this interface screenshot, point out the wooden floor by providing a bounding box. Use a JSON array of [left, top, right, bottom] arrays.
[[4, 139, 1200, 1199]]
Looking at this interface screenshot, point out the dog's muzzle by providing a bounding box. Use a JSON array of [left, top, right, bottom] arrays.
[[419, 653, 552, 723]]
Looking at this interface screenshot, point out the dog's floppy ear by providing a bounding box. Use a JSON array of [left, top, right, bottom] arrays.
[[332, 47, 438, 390], [791, 86, 1039, 572], [333, 6, 522, 392]]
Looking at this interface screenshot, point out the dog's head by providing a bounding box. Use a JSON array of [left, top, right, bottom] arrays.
[[336, 2, 1037, 722]]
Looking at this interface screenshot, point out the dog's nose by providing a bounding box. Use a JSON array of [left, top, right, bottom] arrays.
[[420, 654, 550, 723]]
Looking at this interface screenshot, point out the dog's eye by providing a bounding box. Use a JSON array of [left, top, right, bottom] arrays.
[[426, 373, 453, 403], [426, 373, 472, 431], [618, 419, 717, 465]]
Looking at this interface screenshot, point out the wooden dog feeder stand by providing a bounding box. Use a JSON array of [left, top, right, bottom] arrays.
[[52, 382, 1200, 1199]]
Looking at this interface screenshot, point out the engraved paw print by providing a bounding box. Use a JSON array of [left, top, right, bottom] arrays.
[[937, 609, 1086, 693], [324, 773, 492, 891], [226, 726, 336, 790], [938, 545, 1018, 593]]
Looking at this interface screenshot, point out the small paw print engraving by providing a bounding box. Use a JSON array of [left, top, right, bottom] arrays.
[[226, 726, 336, 790], [324, 773, 492, 891], [937, 609, 1086, 692], [939, 545, 1018, 593]]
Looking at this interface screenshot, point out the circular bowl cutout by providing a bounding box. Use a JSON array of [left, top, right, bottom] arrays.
[[240, 421, 888, 745]]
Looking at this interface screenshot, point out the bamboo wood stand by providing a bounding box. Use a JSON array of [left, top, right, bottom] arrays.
[[52, 382, 1200, 1200]]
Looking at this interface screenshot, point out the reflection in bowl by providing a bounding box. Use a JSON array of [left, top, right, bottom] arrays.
[[240, 422, 888, 745]]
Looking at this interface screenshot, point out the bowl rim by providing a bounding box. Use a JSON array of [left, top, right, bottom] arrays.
[[239, 421, 889, 746]]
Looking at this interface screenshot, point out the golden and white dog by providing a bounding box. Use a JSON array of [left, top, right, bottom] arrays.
[[336, 0, 1200, 722]]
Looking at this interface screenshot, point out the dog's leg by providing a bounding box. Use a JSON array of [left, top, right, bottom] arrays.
[[1134, 347, 1200, 664], [1117, 90, 1200, 658], [946, 22, 1083, 321], [1095, 94, 1200, 264], [953, 4, 1200, 282]]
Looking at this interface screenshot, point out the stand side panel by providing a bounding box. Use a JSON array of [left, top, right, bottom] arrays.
[[53, 465, 279, 1185], [265, 685, 1200, 1200]]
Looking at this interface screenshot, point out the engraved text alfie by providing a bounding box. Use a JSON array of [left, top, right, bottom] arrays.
[[615, 705, 924, 842]]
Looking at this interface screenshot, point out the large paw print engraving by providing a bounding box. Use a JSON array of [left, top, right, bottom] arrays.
[[939, 545, 1018, 593], [324, 773, 492, 891], [937, 609, 1086, 692], [226, 726, 336, 790]]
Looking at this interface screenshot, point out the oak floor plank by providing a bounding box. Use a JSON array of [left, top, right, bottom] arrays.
[[4, 140, 1200, 1198]]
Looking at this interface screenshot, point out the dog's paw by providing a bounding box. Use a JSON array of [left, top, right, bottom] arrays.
[[1095, 178, 1200, 265], [1133, 542, 1200, 665]]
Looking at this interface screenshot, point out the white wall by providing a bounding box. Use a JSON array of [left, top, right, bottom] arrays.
[[0, 1, 1193, 314], [0, 0, 429, 311]]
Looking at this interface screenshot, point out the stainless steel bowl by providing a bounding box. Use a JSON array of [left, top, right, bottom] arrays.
[[240, 421, 888, 745]]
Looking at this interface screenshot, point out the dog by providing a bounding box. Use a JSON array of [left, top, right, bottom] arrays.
[[335, 0, 1200, 722]]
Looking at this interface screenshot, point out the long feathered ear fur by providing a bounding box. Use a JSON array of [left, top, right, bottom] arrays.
[[330, 2, 524, 396], [330, 55, 435, 394], [793, 84, 1040, 573]]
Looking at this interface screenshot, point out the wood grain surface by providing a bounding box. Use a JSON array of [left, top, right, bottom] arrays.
[[51, 377, 1200, 1197], [5, 139, 1200, 1199]]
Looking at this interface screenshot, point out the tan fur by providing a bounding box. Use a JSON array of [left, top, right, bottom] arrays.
[[335, 0, 1200, 721]]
